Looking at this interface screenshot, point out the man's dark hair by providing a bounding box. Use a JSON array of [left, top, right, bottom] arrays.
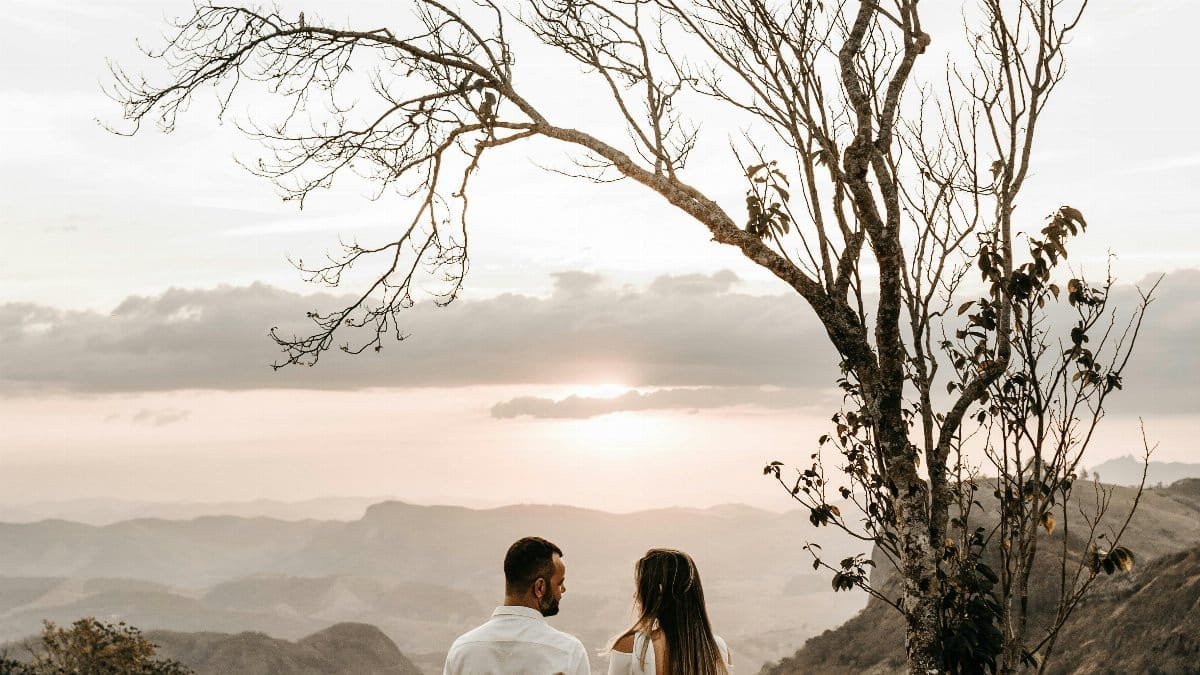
[[504, 536, 562, 594]]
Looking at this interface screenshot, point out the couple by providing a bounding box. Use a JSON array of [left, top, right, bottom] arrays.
[[444, 536, 733, 675]]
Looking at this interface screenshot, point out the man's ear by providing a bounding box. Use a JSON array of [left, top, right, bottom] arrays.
[[533, 577, 546, 599]]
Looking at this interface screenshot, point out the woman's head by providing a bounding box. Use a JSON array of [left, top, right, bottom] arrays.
[[634, 549, 705, 618], [631, 549, 726, 675]]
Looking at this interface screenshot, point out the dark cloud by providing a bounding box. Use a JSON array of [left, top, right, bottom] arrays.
[[490, 386, 830, 419], [0, 269, 1195, 415]]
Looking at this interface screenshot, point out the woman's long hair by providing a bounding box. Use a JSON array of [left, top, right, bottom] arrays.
[[621, 548, 728, 675]]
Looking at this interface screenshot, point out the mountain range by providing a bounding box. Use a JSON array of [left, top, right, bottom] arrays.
[[1088, 455, 1200, 488], [0, 501, 866, 673], [7, 472, 1198, 673], [0, 497, 391, 525]]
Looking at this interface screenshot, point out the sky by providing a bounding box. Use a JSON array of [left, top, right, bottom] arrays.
[[2, 0, 1199, 512]]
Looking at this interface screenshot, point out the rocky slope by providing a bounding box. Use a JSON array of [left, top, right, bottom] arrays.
[[762, 479, 1200, 674], [1043, 545, 1200, 674]]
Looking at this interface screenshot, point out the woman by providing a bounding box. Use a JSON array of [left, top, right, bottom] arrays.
[[607, 548, 733, 675]]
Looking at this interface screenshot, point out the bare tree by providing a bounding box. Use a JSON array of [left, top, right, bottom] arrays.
[[111, 0, 1155, 671]]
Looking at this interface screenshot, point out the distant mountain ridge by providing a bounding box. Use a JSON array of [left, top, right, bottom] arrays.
[[0, 497, 786, 526], [1089, 455, 1200, 487], [0, 497, 396, 525]]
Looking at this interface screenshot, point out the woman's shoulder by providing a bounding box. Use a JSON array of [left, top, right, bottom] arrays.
[[713, 634, 733, 665], [611, 631, 637, 654]]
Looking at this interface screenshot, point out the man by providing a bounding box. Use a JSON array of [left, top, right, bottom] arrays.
[[444, 536, 590, 675]]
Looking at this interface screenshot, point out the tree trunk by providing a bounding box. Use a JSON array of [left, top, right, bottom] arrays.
[[888, 429, 942, 674], [900, 488, 941, 674]]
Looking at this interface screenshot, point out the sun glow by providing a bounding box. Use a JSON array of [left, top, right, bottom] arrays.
[[555, 412, 667, 456], [555, 382, 634, 399], [529, 382, 666, 456]]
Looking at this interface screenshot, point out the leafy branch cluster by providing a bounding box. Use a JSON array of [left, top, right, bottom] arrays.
[[772, 197, 1155, 671]]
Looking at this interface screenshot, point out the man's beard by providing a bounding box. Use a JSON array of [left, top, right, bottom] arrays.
[[538, 592, 560, 617]]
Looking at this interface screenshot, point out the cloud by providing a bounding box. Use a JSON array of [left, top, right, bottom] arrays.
[[549, 270, 606, 296], [1106, 269, 1200, 414], [0, 272, 836, 394], [0, 269, 1197, 415], [648, 270, 740, 296], [490, 386, 829, 419], [130, 408, 190, 427]]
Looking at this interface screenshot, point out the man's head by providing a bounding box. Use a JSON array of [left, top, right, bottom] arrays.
[[503, 536, 566, 617]]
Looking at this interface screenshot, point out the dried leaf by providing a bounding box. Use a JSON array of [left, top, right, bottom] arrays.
[[1041, 512, 1056, 535]]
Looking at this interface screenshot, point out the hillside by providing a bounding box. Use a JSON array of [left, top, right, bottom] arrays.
[[762, 479, 1200, 674], [148, 622, 422, 675], [0, 501, 866, 673], [1043, 545, 1200, 674]]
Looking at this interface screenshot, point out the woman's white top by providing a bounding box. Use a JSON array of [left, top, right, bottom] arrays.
[[607, 632, 733, 675]]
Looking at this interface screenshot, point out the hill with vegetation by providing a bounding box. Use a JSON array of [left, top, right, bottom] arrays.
[[761, 479, 1200, 674], [148, 622, 421, 675], [1042, 544, 1200, 674]]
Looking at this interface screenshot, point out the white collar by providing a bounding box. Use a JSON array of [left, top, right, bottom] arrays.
[[492, 605, 546, 620]]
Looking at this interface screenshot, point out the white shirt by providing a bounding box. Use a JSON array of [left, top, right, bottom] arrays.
[[444, 605, 591, 675], [607, 632, 732, 675]]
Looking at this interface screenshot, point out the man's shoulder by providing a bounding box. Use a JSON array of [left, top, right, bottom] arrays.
[[447, 621, 495, 649], [447, 617, 584, 653], [523, 621, 586, 655], [550, 625, 587, 652]]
